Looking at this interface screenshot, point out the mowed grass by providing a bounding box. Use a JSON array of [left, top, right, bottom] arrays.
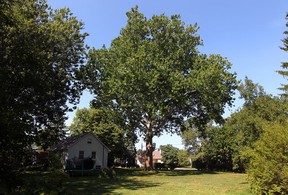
[[63, 168, 251, 195]]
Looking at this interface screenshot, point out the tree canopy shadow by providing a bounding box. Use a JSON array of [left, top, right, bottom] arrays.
[[158, 169, 219, 176], [62, 168, 223, 194], [114, 168, 219, 177], [63, 176, 160, 194]]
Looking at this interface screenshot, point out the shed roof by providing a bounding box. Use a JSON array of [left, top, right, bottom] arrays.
[[52, 132, 110, 151]]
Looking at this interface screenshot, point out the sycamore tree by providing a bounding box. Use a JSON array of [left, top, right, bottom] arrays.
[[84, 7, 237, 169], [0, 0, 87, 189], [278, 13, 288, 97]]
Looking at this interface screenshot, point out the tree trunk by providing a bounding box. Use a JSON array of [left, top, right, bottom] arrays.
[[144, 119, 154, 171], [145, 133, 153, 170]]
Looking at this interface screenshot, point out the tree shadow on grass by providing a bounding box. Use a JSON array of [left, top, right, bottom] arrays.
[[62, 168, 222, 194], [63, 176, 160, 194], [159, 169, 219, 176], [112, 168, 218, 177]]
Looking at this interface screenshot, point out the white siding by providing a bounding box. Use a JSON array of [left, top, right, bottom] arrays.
[[67, 134, 109, 168]]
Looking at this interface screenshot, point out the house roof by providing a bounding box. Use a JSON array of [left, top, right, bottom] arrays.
[[52, 132, 110, 151]]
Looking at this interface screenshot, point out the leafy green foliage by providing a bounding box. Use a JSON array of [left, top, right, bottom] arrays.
[[84, 6, 237, 168], [181, 121, 202, 155], [213, 79, 288, 171], [160, 145, 179, 169], [0, 0, 87, 190], [238, 76, 266, 105], [177, 150, 190, 167], [248, 122, 288, 194], [69, 108, 126, 150], [277, 14, 288, 97], [225, 95, 288, 171], [181, 122, 234, 171], [203, 126, 234, 171], [182, 79, 288, 172]]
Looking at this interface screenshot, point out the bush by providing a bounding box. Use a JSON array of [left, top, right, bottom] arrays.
[[247, 123, 288, 194], [167, 163, 177, 170], [66, 168, 116, 178], [48, 152, 63, 170], [192, 154, 208, 171], [160, 145, 179, 169], [154, 163, 167, 170]]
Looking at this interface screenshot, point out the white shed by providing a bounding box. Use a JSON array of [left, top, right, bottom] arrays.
[[53, 132, 110, 169]]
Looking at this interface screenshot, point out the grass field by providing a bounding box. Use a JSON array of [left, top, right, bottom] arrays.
[[0, 168, 251, 194], [63, 168, 251, 195]]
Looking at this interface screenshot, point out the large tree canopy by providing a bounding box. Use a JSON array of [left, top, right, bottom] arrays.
[[0, 0, 87, 187], [84, 7, 237, 169]]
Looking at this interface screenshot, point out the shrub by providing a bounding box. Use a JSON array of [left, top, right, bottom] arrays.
[[248, 122, 288, 194], [160, 144, 179, 169]]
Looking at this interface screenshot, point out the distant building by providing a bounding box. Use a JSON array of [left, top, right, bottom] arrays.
[[136, 149, 163, 167], [153, 150, 163, 164]]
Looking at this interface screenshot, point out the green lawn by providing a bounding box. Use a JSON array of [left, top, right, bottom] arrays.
[[1, 169, 251, 194], [63, 169, 251, 195]]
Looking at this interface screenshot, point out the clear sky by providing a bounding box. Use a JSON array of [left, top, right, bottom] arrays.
[[48, 0, 287, 149]]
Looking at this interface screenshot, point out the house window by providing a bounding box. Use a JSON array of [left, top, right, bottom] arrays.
[[87, 138, 92, 144], [91, 151, 96, 159], [79, 151, 84, 159]]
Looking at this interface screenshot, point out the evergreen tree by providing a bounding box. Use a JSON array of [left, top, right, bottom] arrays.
[[278, 13, 288, 97]]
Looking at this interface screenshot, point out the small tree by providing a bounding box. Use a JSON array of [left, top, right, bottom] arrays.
[[160, 144, 179, 170], [203, 126, 234, 171]]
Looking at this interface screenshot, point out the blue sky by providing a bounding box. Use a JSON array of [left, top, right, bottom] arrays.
[[48, 0, 287, 149]]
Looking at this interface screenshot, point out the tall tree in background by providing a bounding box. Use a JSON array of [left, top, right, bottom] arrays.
[[238, 76, 266, 105], [182, 79, 287, 172], [222, 79, 288, 171], [181, 120, 206, 168], [0, 0, 87, 188], [278, 13, 288, 97], [84, 7, 237, 169], [181, 120, 234, 171]]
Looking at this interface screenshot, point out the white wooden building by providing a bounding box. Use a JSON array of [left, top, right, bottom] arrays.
[[53, 132, 110, 169]]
